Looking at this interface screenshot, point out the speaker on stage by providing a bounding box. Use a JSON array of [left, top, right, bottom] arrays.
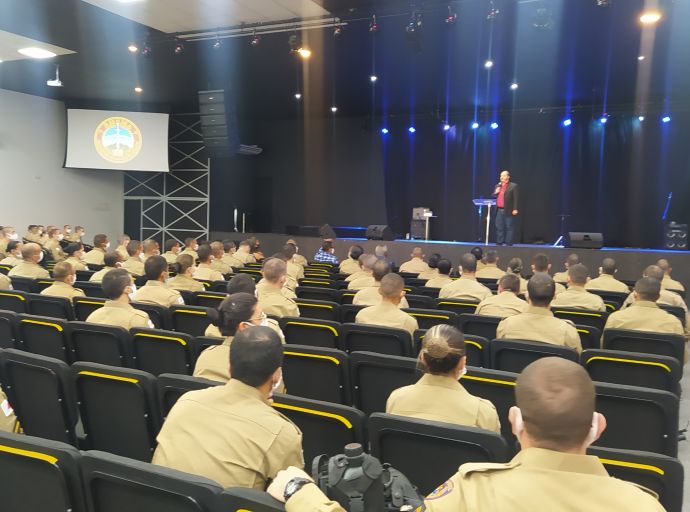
[[366, 225, 394, 241], [567, 232, 603, 249], [198, 90, 240, 158], [664, 222, 688, 250]]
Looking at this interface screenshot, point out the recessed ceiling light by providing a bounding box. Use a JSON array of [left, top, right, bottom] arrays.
[[638, 55, 645, 61], [639, 11, 662, 24], [128, 43, 138, 53], [18, 47, 57, 59], [134, 86, 143, 93], [297, 47, 312, 59]]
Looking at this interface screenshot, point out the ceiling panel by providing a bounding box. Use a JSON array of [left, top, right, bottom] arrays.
[[0, 29, 76, 63]]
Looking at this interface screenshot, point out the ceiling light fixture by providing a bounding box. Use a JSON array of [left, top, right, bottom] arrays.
[[18, 47, 57, 59], [331, 106, 338, 113], [46, 65, 62, 87], [510, 82, 519, 90], [174, 40, 184, 55], [484, 59, 494, 69], [128, 43, 138, 53], [294, 93, 302, 100], [487, 0, 500, 20], [134, 86, 143, 93], [639, 10, 662, 24], [370, 75, 378, 83], [212, 35, 222, 49], [297, 47, 312, 59], [445, 5, 458, 24]]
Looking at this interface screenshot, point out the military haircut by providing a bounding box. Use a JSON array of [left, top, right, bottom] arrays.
[[226, 274, 257, 295], [427, 253, 441, 269], [103, 251, 121, 268], [499, 273, 521, 293], [643, 265, 664, 282], [230, 326, 284, 387], [93, 234, 108, 247], [601, 258, 617, 275], [349, 245, 364, 261], [145, 255, 169, 280], [165, 239, 180, 252], [485, 250, 499, 264], [361, 254, 378, 271], [437, 258, 452, 275], [281, 244, 296, 259], [532, 253, 550, 272], [635, 276, 661, 302], [101, 268, 132, 300], [143, 239, 159, 254], [184, 237, 197, 248], [52, 261, 74, 281], [262, 257, 287, 283], [379, 273, 404, 299], [65, 243, 83, 257], [197, 245, 213, 263], [566, 253, 580, 267], [372, 259, 391, 282], [126, 240, 142, 257], [459, 253, 477, 273], [567, 263, 589, 286], [21, 242, 41, 259], [222, 239, 236, 253], [411, 247, 424, 258], [527, 273, 556, 307]]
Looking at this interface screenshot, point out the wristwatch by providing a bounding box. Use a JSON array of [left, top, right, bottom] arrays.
[[283, 477, 313, 501]]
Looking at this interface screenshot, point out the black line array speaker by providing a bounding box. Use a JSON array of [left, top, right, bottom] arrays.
[[198, 90, 240, 158], [567, 232, 603, 249], [366, 225, 394, 241], [664, 222, 688, 250]]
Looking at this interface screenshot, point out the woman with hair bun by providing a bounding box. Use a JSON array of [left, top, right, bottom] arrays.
[[386, 324, 500, 432], [167, 254, 205, 292]]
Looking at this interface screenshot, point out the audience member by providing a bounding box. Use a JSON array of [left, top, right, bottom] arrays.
[[505, 257, 528, 293], [0, 241, 23, 267], [355, 273, 418, 336], [83, 234, 109, 265], [204, 274, 262, 337], [89, 251, 122, 282], [63, 242, 88, 271], [24, 225, 42, 244], [8, 243, 49, 278], [471, 246, 486, 271], [63, 224, 80, 243], [313, 240, 339, 264], [221, 240, 243, 268], [162, 239, 182, 265], [85, 268, 153, 329], [656, 258, 685, 292], [142, 239, 160, 260], [210, 241, 232, 274], [193, 245, 224, 281], [74, 226, 86, 243], [553, 253, 580, 284], [418, 253, 441, 280], [282, 243, 305, 287], [234, 240, 257, 265], [475, 250, 503, 279], [115, 235, 131, 261], [338, 245, 364, 275], [425, 258, 453, 288], [132, 255, 184, 307], [0, 270, 11, 290], [345, 253, 369, 283], [347, 254, 378, 290], [399, 247, 429, 274], [374, 244, 395, 268], [476, 274, 528, 317], [530, 253, 565, 295], [585, 258, 629, 293], [257, 258, 300, 317], [439, 253, 492, 301], [44, 227, 65, 261], [353, 260, 409, 308], [122, 240, 145, 276], [40, 261, 84, 299], [551, 264, 605, 311], [286, 239, 308, 267], [247, 236, 266, 262], [620, 265, 689, 322], [167, 254, 204, 292], [180, 237, 200, 260]]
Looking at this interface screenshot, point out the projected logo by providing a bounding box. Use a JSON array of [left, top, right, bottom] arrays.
[[94, 117, 143, 163]]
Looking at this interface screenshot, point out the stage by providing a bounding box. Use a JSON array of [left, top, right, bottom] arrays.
[[211, 232, 690, 287]]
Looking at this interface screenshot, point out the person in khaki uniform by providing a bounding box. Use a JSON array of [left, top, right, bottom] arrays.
[[425, 258, 454, 288], [268, 358, 665, 512], [85, 268, 153, 329], [89, 252, 123, 283], [132, 256, 183, 307], [417, 253, 440, 280], [63, 225, 79, 243], [258, 258, 300, 318], [475, 250, 505, 279], [83, 234, 109, 266], [180, 237, 200, 261], [551, 264, 606, 312], [503, 257, 528, 294], [344, 254, 368, 283], [153, 326, 305, 489], [193, 245, 224, 282], [162, 239, 182, 265], [210, 241, 232, 275], [121, 240, 145, 276], [529, 253, 565, 296], [338, 245, 364, 275], [476, 274, 527, 318], [0, 272, 11, 290], [287, 239, 308, 268], [282, 244, 304, 288], [0, 387, 18, 433], [399, 247, 430, 274], [347, 254, 378, 290], [656, 258, 685, 292], [355, 273, 418, 336], [353, 260, 409, 308], [221, 240, 244, 268], [43, 227, 66, 262], [141, 239, 160, 261], [40, 261, 84, 300], [553, 253, 579, 284], [387, 324, 500, 432], [168, 254, 205, 292], [8, 243, 49, 279], [63, 243, 88, 271], [23, 225, 42, 244], [0, 241, 23, 267], [204, 275, 261, 337], [497, 274, 582, 353], [233, 240, 257, 265], [585, 258, 630, 293], [439, 254, 492, 301]]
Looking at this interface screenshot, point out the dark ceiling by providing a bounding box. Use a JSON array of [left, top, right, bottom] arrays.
[[1, 0, 688, 122]]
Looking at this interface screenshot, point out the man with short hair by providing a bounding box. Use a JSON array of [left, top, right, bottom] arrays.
[[585, 258, 630, 293], [63, 243, 88, 271], [162, 239, 182, 265], [345, 254, 369, 283], [24, 225, 42, 244], [399, 247, 429, 274], [475, 250, 504, 279], [425, 258, 453, 288], [258, 258, 300, 317], [63, 225, 79, 243], [115, 235, 131, 261], [141, 239, 160, 261], [551, 264, 606, 311], [73, 226, 86, 243], [439, 253, 492, 301], [353, 260, 409, 308], [85, 268, 153, 329], [180, 238, 200, 260], [418, 253, 441, 280], [374, 244, 395, 268], [476, 274, 528, 318], [153, 326, 304, 489], [497, 273, 582, 353], [83, 234, 109, 266], [234, 240, 257, 265], [220, 240, 242, 268], [492, 170, 519, 246], [0, 241, 23, 267], [656, 259, 685, 292], [89, 252, 122, 283], [339, 245, 364, 275], [43, 227, 65, 262], [281, 244, 304, 287], [132, 255, 184, 307], [194, 245, 225, 281], [531, 253, 565, 295], [620, 266, 689, 326], [122, 240, 145, 276], [347, 254, 378, 290], [210, 241, 232, 274], [313, 240, 339, 264], [40, 261, 84, 299], [287, 239, 308, 268], [553, 253, 580, 284], [8, 243, 49, 278], [356, 273, 418, 336]]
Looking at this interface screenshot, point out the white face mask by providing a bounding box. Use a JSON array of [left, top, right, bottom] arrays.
[[37, 252, 44, 263], [105, 242, 111, 250], [57, 234, 64, 241], [70, 274, 77, 285], [8, 233, 18, 241], [193, 244, 199, 251], [128, 283, 137, 300], [65, 229, 72, 234], [270, 370, 284, 397]]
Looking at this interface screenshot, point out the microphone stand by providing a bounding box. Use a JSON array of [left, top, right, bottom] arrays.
[[552, 213, 571, 247]]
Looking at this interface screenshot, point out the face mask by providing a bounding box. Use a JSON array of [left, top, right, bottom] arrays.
[[70, 275, 77, 286], [260, 317, 269, 327], [128, 283, 137, 300], [270, 370, 284, 397], [15, 252, 23, 259], [460, 367, 467, 378], [105, 242, 111, 250], [8, 233, 18, 241], [65, 229, 72, 234], [37, 252, 44, 263], [193, 244, 199, 251], [57, 234, 64, 241]]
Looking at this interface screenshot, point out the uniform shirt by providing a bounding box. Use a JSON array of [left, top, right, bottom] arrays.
[[233, 250, 256, 265], [152, 379, 305, 489], [313, 249, 339, 264], [258, 286, 300, 317], [552, 270, 569, 284], [585, 273, 630, 293], [24, 232, 42, 244], [475, 264, 505, 280], [352, 284, 409, 308], [89, 267, 117, 283], [661, 275, 685, 292], [0, 255, 22, 267], [293, 253, 308, 268], [194, 263, 224, 282], [399, 258, 429, 274], [168, 274, 205, 292], [496, 306, 582, 353], [345, 270, 366, 282], [338, 258, 360, 275], [525, 274, 566, 298], [0, 274, 11, 290], [604, 300, 684, 336], [0, 238, 8, 258], [83, 248, 106, 266], [502, 273, 528, 294], [439, 276, 492, 302], [63, 233, 81, 243], [418, 268, 439, 280], [355, 301, 419, 337], [287, 261, 305, 285], [222, 253, 245, 268], [550, 286, 606, 312], [64, 256, 88, 272], [347, 274, 376, 290], [85, 300, 153, 329], [180, 248, 199, 260], [386, 374, 500, 433], [122, 256, 145, 276], [133, 280, 184, 307], [476, 292, 527, 318], [194, 336, 233, 382], [256, 280, 297, 300], [43, 239, 65, 261], [162, 251, 179, 265], [425, 275, 453, 288], [211, 258, 232, 275], [0, 387, 18, 433], [621, 289, 690, 337], [8, 261, 50, 279], [115, 245, 129, 261], [40, 281, 85, 300]]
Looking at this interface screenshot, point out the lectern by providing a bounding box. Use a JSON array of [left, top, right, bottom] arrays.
[[472, 198, 496, 245]]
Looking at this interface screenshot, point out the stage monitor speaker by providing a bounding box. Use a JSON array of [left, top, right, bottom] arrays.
[[285, 225, 337, 239], [198, 90, 240, 158], [567, 232, 603, 249], [664, 222, 688, 250], [366, 225, 394, 241]]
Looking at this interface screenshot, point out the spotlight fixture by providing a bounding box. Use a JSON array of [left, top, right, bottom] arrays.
[[471, 121, 480, 129], [369, 15, 379, 33], [639, 10, 662, 24], [174, 40, 184, 55], [484, 59, 494, 69], [250, 31, 261, 46], [134, 86, 143, 93], [487, 0, 500, 20], [510, 82, 519, 90], [46, 65, 62, 87], [381, 128, 389, 134], [333, 25, 343, 37], [599, 115, 608, 124], [637, 115, 645, 122], [297, 47, 312, 59], [637, 55, 645, 61], [406, 12, 423, 33], [141, 42, 152, 57], [490, 122, 499, 130], [443, 123, 451, 131], [294, 93, 302, 100], [212, 35, 222, 49], [408, 126, 416, 133], [562, 118, 572, 127], [128, 43, 138, 53], [662, 115, 671, 123], [331, 106, 338, 113], [445, 5, 458, 24], [18, 47, 57, 59], [370, 75, 378, 83]]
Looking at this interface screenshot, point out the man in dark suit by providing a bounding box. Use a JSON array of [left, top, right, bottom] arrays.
[[493, 170, 519, 245]]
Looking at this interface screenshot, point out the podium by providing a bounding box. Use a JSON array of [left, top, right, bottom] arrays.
[[411, 207, 434, 240], [472, 198, 496, 245]]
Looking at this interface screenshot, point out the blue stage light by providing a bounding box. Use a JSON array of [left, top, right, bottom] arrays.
[[443, 123, 451, 131], [471, 121, 479, 129], [637, 115, 645, 122], [562, 118, 572, 127], [662, 115, 671, 123], [490, 122, 499, 130], [380, 128, 389, 134], [599, 116, 608, 124], [408, 126, 416, 133]]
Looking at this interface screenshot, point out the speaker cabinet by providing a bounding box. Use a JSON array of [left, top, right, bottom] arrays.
[[567, 232, 603, 249], [664, 222, 688, 250], [198, 90, 239, 158], [366, 225, 394, 241]]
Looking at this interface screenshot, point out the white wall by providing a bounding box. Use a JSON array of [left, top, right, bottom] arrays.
[[0, 89, 124, 241]]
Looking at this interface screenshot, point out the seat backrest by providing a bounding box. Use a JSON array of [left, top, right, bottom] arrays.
[[458, 313, 501, 341], [26, 293, 75, 321], [271, 393, 366, 466], [349, 351, 419, 415], [68, 321, 132, 367], [490, 338, 579, 373], [279, 316, 340, 349], [339, 304, 366, 323], [170, 305, 213, 337], [587, 446, 684, 512], [282, 345, 350, 405], [587, 290, 629, 309], [416, 286, 441, 298], [32, 278, 56, 293], [339, 290, 356, 305], [215, 488, 286, 512], [130, 328, 195, 376], [551, 307, 609, 332], [404, 294, 435, 310], [368, 413, 509, 495], [18, 314, 71, 362], [0, 289, 28, 313], [603, 328, 686, 367], [0, 309, 19, 349], [9, 276, 34, 293], [81, 450, 223, 512], [582, 349, 681, 394], [296, 286, 340, 303], [298, 278, 336, 289], [0, 432, 87, 512], [574, 324, 601, 350], [210, 281, 230, 293], [75, 270, 95, 282], [194, 291, 227, 309], [658, 304, 686, 326], [72, 296, 106, 321], [340, 323, 413, 357], [157, 373, 222, 418], [402, 308, 459, 330], [434, 298, 479, 315], [76, 281, 108, 299], [594, 381, 679, 457], [293, 299, 340, 321], [131, 302, 172, 330], [0, 349, 78, 445], [72, 362, 162, 461]]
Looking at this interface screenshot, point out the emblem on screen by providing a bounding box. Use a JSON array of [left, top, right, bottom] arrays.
[[93, 117, 143, 163]]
